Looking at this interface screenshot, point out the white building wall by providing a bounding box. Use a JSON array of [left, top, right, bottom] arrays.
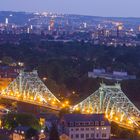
[[68, 126, 110, 140]]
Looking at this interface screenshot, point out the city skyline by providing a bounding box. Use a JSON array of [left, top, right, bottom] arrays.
[[0, 0, 140, 17]]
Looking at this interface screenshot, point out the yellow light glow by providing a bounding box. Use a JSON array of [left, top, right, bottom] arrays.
[[130, 117, 134, 120], [62, 104, 65, 108], [17, 95, 20, 98], [82, 109, 85, 112], [115, 117, 119, 121], [52, 101, 55, 105], [105, 115, 108, 119], [75, 107, 79, 111], [128, 120, 133, 124], [65, 101, 69, 105], [30, 97, 34, 100], [96, 127, 99, 130], [39, 98, 43, 102], [138, 131, 140, 135]]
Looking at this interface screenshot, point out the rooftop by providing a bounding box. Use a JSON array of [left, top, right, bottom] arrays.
[[62, 114, 110, 125]]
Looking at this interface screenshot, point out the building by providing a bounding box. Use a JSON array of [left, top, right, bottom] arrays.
[[88, 69, 136, 81], [0, 66, 21, 91], [59, 114, 111, 140], [45, 114, 58, 131], [0, 66, 20, 78], [13, 126, 38, 140], [13, 126, 30, 140], [5, 18, 9, 25]]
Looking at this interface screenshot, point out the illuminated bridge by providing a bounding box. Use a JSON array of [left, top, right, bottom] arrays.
[[0, 70, 61, 111], [72, 83, 140, 128], [0, 70, 140, 128]]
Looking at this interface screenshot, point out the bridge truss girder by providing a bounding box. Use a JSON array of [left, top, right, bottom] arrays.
[[73, 83, 140, 127], [1, 70, 61, 110]]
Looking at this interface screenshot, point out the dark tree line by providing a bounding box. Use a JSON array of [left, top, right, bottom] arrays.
[[0, 42, 140, 107]]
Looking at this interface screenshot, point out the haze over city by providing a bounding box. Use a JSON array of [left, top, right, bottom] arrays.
[[0, 0, 140, 17]]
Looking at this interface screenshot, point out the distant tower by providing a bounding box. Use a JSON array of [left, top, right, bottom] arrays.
[[117, 25, 123, 37], [83, 22, 87, 28], [30, 25, 33, 30], [49, 18, 55, 30], [5, 18, 9, 24], [48, 25, 51, 31], [105, 30, 110, 37], [97, 24, 101, 29], [27, 28, 30, 34], [139, 25, 140, 32]]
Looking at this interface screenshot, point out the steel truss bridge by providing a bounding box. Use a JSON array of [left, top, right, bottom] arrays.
[[0, 70, 140, 128], [73, 83, 140, 128], [0, 70, 61, 111]]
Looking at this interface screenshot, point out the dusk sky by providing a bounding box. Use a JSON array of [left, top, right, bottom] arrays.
[[0, 0, 140, 17]]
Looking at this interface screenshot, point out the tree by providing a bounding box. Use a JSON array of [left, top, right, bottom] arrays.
[[2, 56, 14, 65], [49, 124, 60, 140], [26, 128, 39, 140], [0, 134, 10, 140], [59, 107, 70, 118], [111, 121, 138, 139], [2, 113, 40, 130], [44, 126, 49, 134]]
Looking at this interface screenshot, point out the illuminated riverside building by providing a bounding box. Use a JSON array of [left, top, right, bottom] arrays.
[[59, 114, 110, 140]]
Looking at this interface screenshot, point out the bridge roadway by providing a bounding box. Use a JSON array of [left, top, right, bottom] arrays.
[[0, 93, 61, 111], [0, 91, 139, 129]]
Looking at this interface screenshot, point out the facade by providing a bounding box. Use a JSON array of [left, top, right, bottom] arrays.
[[12, 126, 38, 140], [59, 114, 111, 140], [13, 126, 29, 140], [0, 66, 20, 78], [88, 69, 136, 81], [0, 66, 22, 91]]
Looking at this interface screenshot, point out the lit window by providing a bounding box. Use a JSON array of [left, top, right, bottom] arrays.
[[96, 127, 99, 130]]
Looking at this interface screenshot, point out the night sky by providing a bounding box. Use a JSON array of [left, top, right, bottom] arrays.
[[0, 0, 140, 17]]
